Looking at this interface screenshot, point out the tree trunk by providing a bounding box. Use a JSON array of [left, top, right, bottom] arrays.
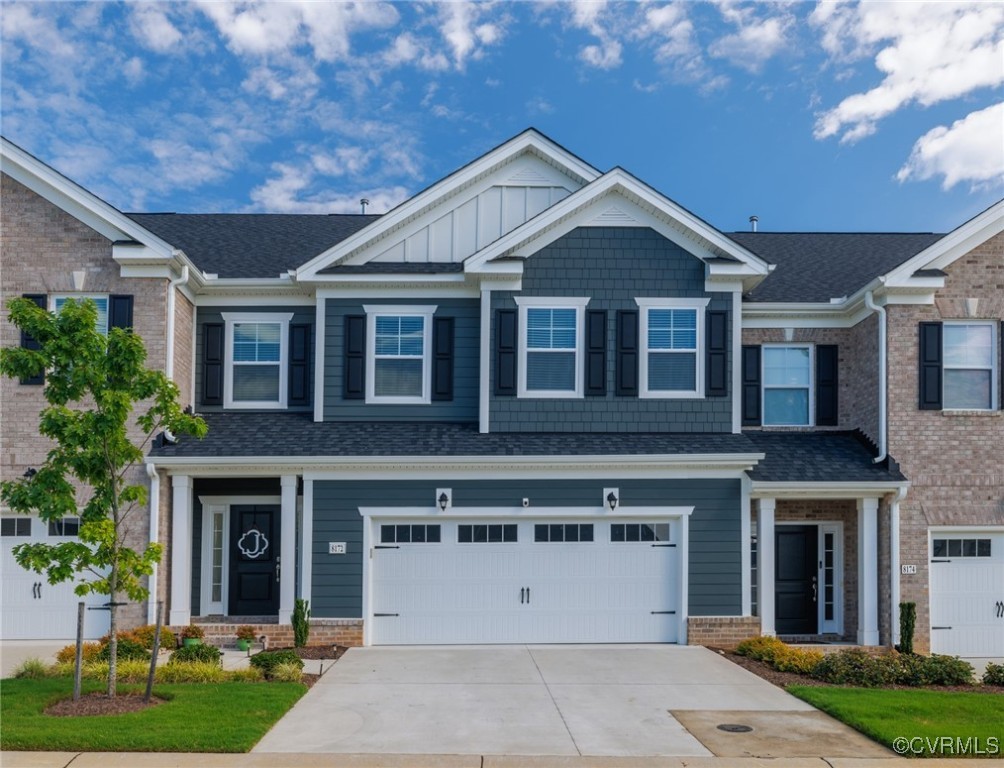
[[107, 560, 118, 697]]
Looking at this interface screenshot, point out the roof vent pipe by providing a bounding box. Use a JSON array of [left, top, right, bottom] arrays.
[[360, 198, 369, 214], [749, 215, 758, 232]]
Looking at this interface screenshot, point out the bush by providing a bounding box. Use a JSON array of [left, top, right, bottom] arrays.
[[250, 650, 304, 680], [910, 654, 974, 686], [13, 658, 49, 679], [771, 646, 825, 675], [735, 635, 787, 663], [897, 602, 916, 655], [230, 667, 266, 683], [55, 642, 103, 664], [169, 643, 223, 666], [292, 599, 310, 647], [157, 661, 228, 683], [97, 637, 150, 662], [983, 663, 1004, 687], [131, 624, 176, 650], [269, 661, 304, 683], [181, 623, 205, 640], [812, 649, 898, 687], [236, 625, 257, 642]]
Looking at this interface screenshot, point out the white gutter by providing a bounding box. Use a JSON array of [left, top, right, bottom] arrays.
[[864, 290, 887, 464], [890, 486, 907, 647], [145, 463, 160, 624], [165, 266, 190, 382]]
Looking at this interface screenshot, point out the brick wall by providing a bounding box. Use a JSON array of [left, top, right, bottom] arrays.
[[175, 620, 364, 649], [886, 232, 1004, 653], [173, 291, 195, 407], [687, 616, 761, 647]]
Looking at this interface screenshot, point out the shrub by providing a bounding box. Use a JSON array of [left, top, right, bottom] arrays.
[[97, 637, 150, 662], [771, 646, 825, 675], [897, 602, 916, 654], [230, 667, 266, 683], [735, 635, 787, 663], [292, 599, 310, 647], [269, 661, 304, 683], [812, 649, 898, 687], [250, 650, 304, 680], [156, 661, 227, 683], [983, 663, 1004, 687], [13, 658, 49, 679], [911, 654, 974, 686], [236, 625, 257, 642], [131, 624, 176, 650], [181, 623, 205, 640], [55, 642, 103, 664], [169, 643, 223, 666]]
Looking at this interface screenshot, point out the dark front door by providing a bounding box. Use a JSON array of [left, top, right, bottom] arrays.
[[229, 505, 280, 616], [775, 525, 818, 634]]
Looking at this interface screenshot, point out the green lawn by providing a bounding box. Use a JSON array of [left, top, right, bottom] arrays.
[[0, 677, 306, 752], [790, 686, 1004, 759]]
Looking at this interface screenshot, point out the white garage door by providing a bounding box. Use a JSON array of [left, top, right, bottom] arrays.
[[1, 516, 110, 640], [370, 518, 681, 645], [929, 529, 1004, 657]]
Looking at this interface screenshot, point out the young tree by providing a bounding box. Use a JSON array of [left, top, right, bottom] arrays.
[[1, 297, 206, 696]]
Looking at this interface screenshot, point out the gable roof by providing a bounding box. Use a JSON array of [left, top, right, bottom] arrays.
[[731, 232, 945, 303], [128, 213, 379, 278]]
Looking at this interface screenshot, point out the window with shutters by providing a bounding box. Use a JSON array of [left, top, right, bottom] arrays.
[[762, 345, 813, 426], [53, 295, 109, 334], [943, 322, 997, 410], [221, 312, 293, 408], [363, 305, 436, 404], [636, 298, 708, 398], [515, 297, 589, 398]]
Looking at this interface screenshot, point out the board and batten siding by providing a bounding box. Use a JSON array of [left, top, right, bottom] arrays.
[[490, 227, 734, 432], [323, 298, 479, 422], [310, 478, 742, 620]]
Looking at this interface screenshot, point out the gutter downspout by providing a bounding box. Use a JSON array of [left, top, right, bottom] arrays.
[[890, 486, 907, 647], [165, 265, 190, 383], [864, 290, 887, 464], [145, 463, 160, 624]]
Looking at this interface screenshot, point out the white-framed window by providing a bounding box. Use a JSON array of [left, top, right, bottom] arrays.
[[636, 298, 708, 398], [363, 305, 436, 404], [943, 321, 997, 410], [762, 344, 814, 426], [221, 312, 293, 409], [515, 296, 589, 398], [52, 295, 109, 334]]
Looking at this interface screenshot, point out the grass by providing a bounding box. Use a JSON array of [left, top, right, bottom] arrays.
[[790, 686, 1004, 758], [0, 677, 306, 752]]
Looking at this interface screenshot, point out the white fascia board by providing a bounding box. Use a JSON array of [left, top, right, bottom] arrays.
[[314, 285, 480, 300], [751, 481, 909, 499], [742, 301, 873, 329], [295, 130, 601, 280]]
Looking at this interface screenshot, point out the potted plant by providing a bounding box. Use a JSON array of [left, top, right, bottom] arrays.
[[181, 623, 204, 647], [235, 625, 256, 652]]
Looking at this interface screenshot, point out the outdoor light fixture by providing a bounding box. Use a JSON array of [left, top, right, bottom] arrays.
[[438, 493, 449, 511], [437, 489, 451, 511], [606, 490, 619, 511], [23, 468, 37, 479]]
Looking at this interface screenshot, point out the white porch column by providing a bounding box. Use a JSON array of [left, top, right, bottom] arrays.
[[278, 475, 298, 624], [169, 475, 192, 626], [890, 491, 904, 646], [758, 497, 776, 636], [145, 464, 160, 624], [299, 478, 313, 603], [858, 497, 880, 645]]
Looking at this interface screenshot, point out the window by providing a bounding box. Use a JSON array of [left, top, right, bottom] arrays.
[[515, 297, 589, 397], [933, 537, 992, 558], [53, 295, 109, 334], [611, 523, 670, 542], [636, 298, 708, 398], [48, 517, 80, 537], [222, 313, 292, 408], [458, 524, 517, 543], [534, 523, 594, 542], [381, 524, 441, 544], [364, 305, 436, 403], [1, 517, 31, 537], [943, 322, 996, 410], [763, 345, 812, 426]]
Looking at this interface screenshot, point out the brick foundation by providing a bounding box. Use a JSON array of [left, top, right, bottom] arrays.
[[687, 616, 761, 647], [172, 620, 364, 649]]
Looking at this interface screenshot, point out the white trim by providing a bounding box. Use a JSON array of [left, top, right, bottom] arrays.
[[740, 474, 752, 616], [199, 503, 230, 616], [145, 464, 160, 624], [928, 524, 1004, 532], [359, 505, 695, 519], [362, 305, 437, 404], [761, 343, 815, 427], [942, 320, 999, 411], [195, 294, 316, 307], [279, 475, 298, 624], [679, 511, 690, 643], [221, 312, 293, 409], [479, 288, 491, 433], [300, 478, 314, 604], [169, 475, 192, 626], [635, 297, 709, 399], [857, 497, 880, 646], [890, 488, 905, 647], [758, 497, 776, 637], [751, 481, 908, 499], [314, 299, 326, 422], [197, 495, 283, 506], [514, 296, 589, 398]]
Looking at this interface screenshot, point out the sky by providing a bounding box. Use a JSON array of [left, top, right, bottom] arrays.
[[2, 1, 1002, 235]]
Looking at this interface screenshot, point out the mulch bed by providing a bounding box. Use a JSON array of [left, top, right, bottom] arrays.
[[46, 692, 163, 717], [287, 644, 348, 661]]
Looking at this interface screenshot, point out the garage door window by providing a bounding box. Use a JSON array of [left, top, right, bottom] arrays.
[[48, 518, 80, 537], [458, 524, 517, 543], [933, 537, 991, 558], [534, 523, 594, 542], [381, 524, 441, 544], [611, 523, 670, 542], [1, 518, 31, 537]]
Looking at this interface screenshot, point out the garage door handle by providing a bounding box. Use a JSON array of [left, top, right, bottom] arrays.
[[375, 545, 400, 550], [651, 543, 676, 547], [996, 601, 1003, 618], [931, 559, 951, 563], [526, 587, 530, 604], [651, 611, 676, 615], [931, 626, 952, 630], [520, 587, 525, 604]]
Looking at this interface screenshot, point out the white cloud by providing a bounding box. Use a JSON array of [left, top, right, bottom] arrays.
[[811, 2, 1004, 143], [129, 4, 183, 53], [437, 2, 506, 69], [526, 95, 554, 115], [896, 102, 1004, 190], [708, 2, 794, 73], [249, 160, 408, 213], [567, 0, 623, 70]]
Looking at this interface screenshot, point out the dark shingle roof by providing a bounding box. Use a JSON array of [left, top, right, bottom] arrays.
[[127, 213, 380, 278], [746, 431, 904, 483], [729, 232, 944, 303]]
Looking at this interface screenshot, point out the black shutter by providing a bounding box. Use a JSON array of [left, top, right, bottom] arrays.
[[616, 310, 639, 396], [432, 316, 454, 401], [741, 345, 761, 426], [344, 315, 366, 400], [585, 309, 607, 396], [706, 310, 728, 397], [816, 344, 839, 426], [919, 322, 943, 410], [202, 323, 224, 406], [288, 324, 310, 406], [495, 309, 517, 396], [109, 294, 134, 330], [19, 294, 47, 385]]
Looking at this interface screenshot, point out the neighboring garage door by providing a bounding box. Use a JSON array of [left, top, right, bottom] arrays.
[[370, 518, 681, 644], [1, 516, 110, 640], [930, 529, 1004, 657]]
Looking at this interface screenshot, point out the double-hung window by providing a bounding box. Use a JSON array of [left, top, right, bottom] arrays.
[[763, 345, 812, 426], [222, 312, 292, 408], [943, 322, 996, 410], [53, 295, 109, 334], [516, 297, 588, 397], [637, 298, 707, 398], [364, 305, 436, 403]]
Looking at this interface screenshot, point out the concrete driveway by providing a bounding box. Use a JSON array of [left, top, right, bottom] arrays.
[[253, 645, 885, 757]]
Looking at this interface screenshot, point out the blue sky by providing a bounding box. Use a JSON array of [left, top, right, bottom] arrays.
[[2, 1, 1002, 234]]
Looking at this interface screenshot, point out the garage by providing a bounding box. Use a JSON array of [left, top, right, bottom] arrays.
[[1, 515, 110, 640], [929, 528, 1004, 657], [367, 517, 684, 645]]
